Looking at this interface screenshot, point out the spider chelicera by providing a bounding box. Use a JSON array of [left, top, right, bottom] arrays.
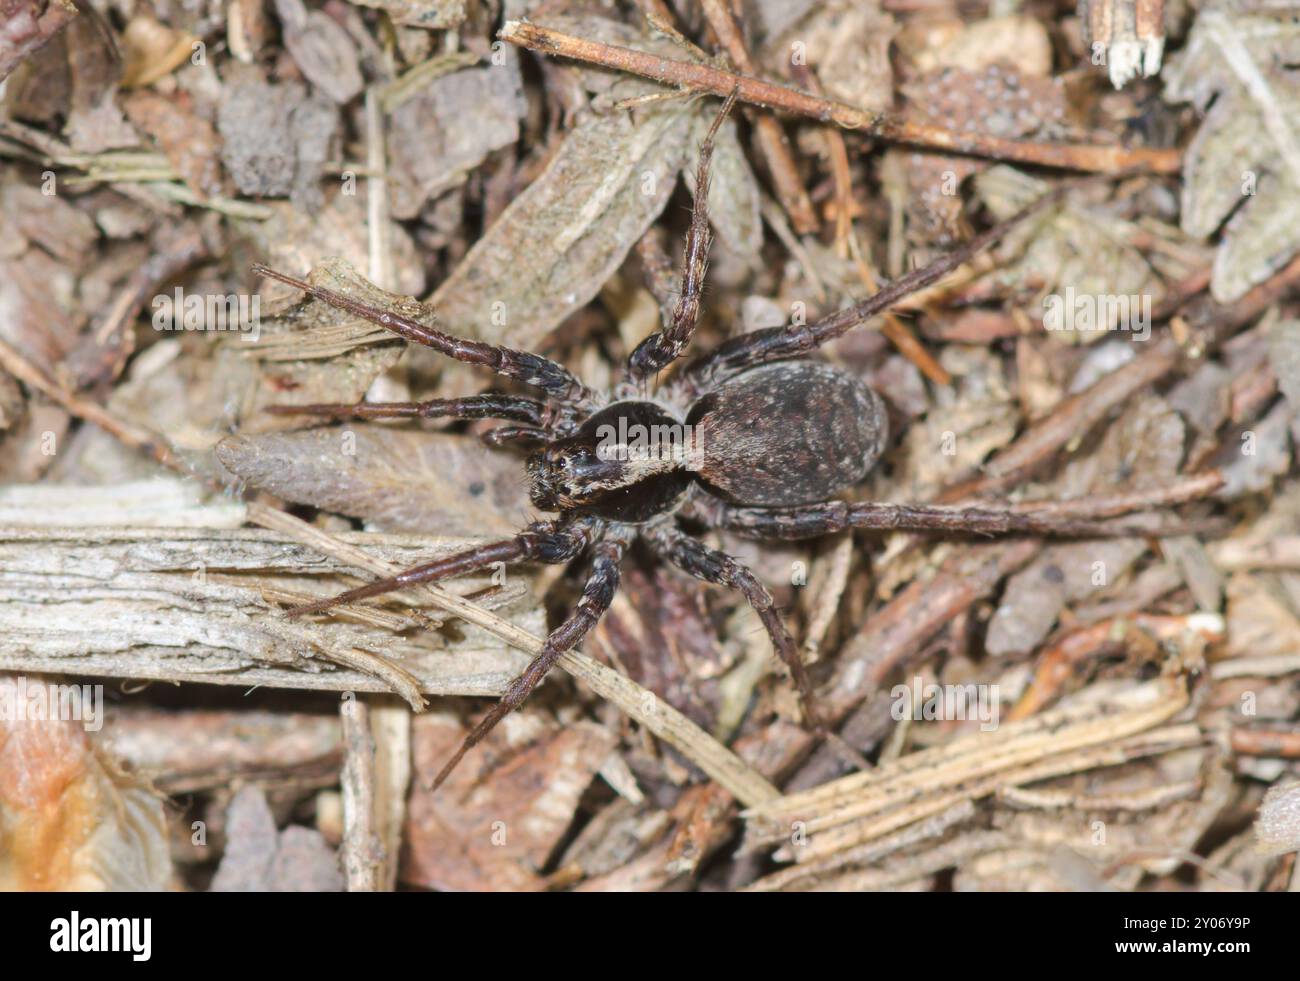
[[252, 95, 1209, 788]]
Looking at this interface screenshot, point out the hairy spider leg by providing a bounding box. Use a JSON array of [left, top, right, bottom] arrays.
[[251, 264, 597, 407], [480, 424, 550, 448], [703, 472, 1225, 540], [266, 393, 550, 425], [676, 183, 1073, 394], [283, 517, 600, 618], [625, 89, 739, 383], [646, 521, 822, 731], [431, 529, 631, 790]]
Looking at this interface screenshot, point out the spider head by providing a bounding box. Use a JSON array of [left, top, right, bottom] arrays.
[[525, 442, 619, 512], [526, 401, 694, 523]]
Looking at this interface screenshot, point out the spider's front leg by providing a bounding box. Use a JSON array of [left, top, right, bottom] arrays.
[[675, 184, 1070, 393], [267, 393, 550, 425], [284, 516, 601, 618], [252, 264, 597, 408], [431, 527, 633, 790], [269, 394, 558, 448], [480, 424, 550, 448], [645, 520, 822, 731], [624, 90, 738, 385]]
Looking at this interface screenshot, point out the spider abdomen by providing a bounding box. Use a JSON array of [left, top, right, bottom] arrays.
[[686, 361, 888, 506]]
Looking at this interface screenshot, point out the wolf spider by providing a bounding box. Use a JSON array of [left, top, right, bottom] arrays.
[[253, 95, 1202, 789]]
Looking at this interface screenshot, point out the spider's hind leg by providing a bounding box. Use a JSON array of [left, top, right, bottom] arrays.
[[707, 471, 1225, 540], [645, 520, 822, 731], [284, 516, 599, 618], [431, 528, 632, 790]]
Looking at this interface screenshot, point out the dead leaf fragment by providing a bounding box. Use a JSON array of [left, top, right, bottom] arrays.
[[0, 0, 77, 84], [119, 15, 198, 88], [0, 674, 173, 891], [1165, 11, 1300, 302], [217, 73, 306, 198], [272, 0, 363, 105], [387, 65, 525, 219], [211, 784, 343, 891], [1256, 780, 1300, 855], [401, 712, 616, 892], [122, 90, 224, 199], [347, 0, 465, 31], [426, 15, 759, 349], [216, 425, 531, 536], [429, 99, 696, 348]]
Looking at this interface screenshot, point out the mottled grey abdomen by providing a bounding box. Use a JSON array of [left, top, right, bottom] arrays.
[[686, 360, 888, 506]]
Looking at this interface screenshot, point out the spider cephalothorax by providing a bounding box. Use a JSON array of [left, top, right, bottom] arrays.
[[253, 96, 1214, 789], [525, 400, 693, 520]]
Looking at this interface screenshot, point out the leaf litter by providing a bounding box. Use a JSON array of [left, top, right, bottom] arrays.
[[0, 0, 1298, 894]]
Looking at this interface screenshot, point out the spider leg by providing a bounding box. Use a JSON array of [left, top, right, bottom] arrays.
[[284, 517, 600, 618], [624, 90, 738, 384], [675, 184, 1068, 394], [645, 520, 822, 730], [480, 424, 549, 449], [706, 474, 1223, 539], [267, 393, 550, 426], [431, 528, 632, 790], [252, 264, 596, 407]]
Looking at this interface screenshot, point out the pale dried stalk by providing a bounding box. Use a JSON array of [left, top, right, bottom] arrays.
[[796, 831, 1017, 892], [744, 678, 1193, 856], [771, 723, 1201, 863], [802, 533, 853, 663], [260, 619, 424, 709], [358, 86, 409, 892], [1212, 654, 1300, 679], [998, 779, 1201, 811], [238, 321, 394, 361], [751, 678, 1190, 820], [368, 702, 411, 890], [340, 696, 382, 891], [745, 799, 979, 892]]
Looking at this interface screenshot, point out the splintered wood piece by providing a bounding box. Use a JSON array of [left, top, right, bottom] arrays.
[[0, 522, 546, 704]]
